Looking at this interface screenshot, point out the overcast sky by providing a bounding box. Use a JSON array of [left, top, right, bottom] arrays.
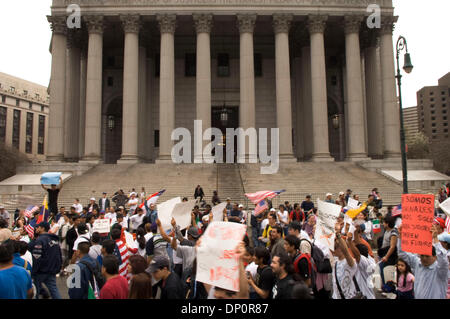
[[0, 0, 449, 109]]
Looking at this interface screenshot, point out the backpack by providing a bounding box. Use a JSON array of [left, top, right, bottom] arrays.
[[291, 210, 304, 222], [79, 260, 106, 290], [293, 253, 317, 290], [300, 239, 332, 274]]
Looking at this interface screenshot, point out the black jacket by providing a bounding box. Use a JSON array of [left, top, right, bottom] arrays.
[[28, 233, 62, 275], [66, 226, 78, 258], [98, 198, 110, 211]]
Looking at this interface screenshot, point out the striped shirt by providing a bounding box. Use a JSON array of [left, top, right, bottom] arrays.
[[115, 239, 137, 280]]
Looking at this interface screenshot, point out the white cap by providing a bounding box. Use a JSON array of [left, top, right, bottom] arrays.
[[238, 204, 244, 208], [339, 191, 345, 196], [326, 193, 333, 197], [90, 197, 95, 201], [202, 215, 209, 222], [270, 208, 276, 212], [130, 192, 136, 196], [0, 205, 4, 209]]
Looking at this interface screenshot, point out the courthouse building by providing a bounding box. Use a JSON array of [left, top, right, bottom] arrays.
[[46, 0, 402, 164]]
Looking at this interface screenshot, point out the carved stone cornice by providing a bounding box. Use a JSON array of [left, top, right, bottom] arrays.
[[273, 14, 293, 34], [380, 15, 398, 35], [47, 15, 67, 35], [236, 13, 257, 34], [156, 14, 177, 34], [307, 15, 328, 34], [120, 14, 141, 34], [193, 13, 213, 34], [343, 15, 363, 35], [84, 15, 104, 34]]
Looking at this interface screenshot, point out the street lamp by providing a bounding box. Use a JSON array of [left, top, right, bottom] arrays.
[[331, 114, 340, 130], [396, 36, 414, 194]]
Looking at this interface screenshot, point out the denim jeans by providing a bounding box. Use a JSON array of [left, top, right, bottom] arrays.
[[33, 273, 61, 299]]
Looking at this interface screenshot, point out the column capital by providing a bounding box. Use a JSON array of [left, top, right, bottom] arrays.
[[273, 13, 293, 34], [236, 13, 257, 33], [343, 15, 363, 35], [84, 15, 104, 34], [307, 15, 328, 34], [156, 14, 177, 34], [47, 15, 67, 35], [120, 14, 141, 34], [193, 13, 213, 34], [380, 15, 398, 35]]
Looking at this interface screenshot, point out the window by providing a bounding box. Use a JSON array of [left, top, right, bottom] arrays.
[[443, 110, 447, 114], [10, 87, 15, 93], [29, 102, 32, 109], [0, 107, 6, 143], [432, 129, 437, 134], [16, 99, 20, 107], [26, 112, 33, 154], [107, 76, 114, 87], [443, 104, 447, 108], [154, 130, 159, 148], [432, 117, 436, 121], [433, 135, 437, 139], [430, 91, 434, 95], [185, 53, 196, 77], [442, 91, 446, 95], [443, 98, 447, 102], [444, 123, 448, 127], [431, 104, 435, 108], [432, 123, 436, 127], [254, 53, 262, 77], [35, 93, 40, 99], [444, 116, 447, 121], [430, 98, 435, 102], [23, 90, 28, 96], [445, 129, 449, 133], [217, 53, 230, 77], [431, 110, 435, 114], [41, 105, 44, 112], [155, 54, 160, 77], [12, 109, 20, 149], [38, 115, 45, 154], [1, 95, 5, 104]]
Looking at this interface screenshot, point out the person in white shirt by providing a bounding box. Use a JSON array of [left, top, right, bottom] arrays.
[[99, 192, 110, 212], [73, 199, 83, 214], [127, 193, 139, 216], [277, 205, 289, 236], [88, 232, 102, 261], [105, 207, 117, 224], [129, 208, 145, 233], [71, 223, 91, 264]]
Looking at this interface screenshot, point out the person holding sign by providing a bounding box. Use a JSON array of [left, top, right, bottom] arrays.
[[41, 176, 63, 215], [397, 225, 449, 299]]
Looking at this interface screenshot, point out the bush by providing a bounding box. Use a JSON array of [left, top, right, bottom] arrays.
[[0, 142, 30, 182], [406, 131, 431, 160]]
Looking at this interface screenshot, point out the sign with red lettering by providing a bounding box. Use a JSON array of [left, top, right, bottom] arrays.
[[196, 221, 247, 292], [401, 194, 435, 256]]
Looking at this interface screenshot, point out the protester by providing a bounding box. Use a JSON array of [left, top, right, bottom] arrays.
[[271, 251, 295, 299], [129, 272, 153, 299], [378, 216, 399, 291], [0, 217, 12, 243], [100, 255, 129, 299], [0, 243, 33, 299], [149, 255, 184, 299], [41, 177, 63, 215], [68, 242, 100, 299], [247, 247, 274, 299], [259, 213, 277, 247], [89, 232, 102, 261], [289, 203, 305, 224], [277, 205, 289, 236], [194, 185, 204, 202], [269, 225, 285, 258]]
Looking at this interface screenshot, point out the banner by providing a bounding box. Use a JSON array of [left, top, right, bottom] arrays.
[[315, 199, 341, 251], [40, 172, 61, 185], [172, 200, 197, 230], [157, 197, 182, 232], [92, 219, 110, 234], [212, 202, 227, 222], [401, 194, 435, 256], [439, 197, 450, 217], [196, 221, 247, 292]]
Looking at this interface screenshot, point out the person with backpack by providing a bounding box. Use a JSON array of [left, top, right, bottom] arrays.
[[294, 240, 316, 292], [247, 247, 275, 299], [289, 203, 305, 224], [68, 241, 104, 299]]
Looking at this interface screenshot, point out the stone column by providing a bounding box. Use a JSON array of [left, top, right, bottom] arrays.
[[380, 16, 401, 158], [46, 16, 67, 161], [292, 29, 304, 160], [193, 13, 213, 163], [363, 31, 384, 158], [237, 13, 257, 162], [301, 42, 313, 160], [343, 15, 368, 161], [307, 15, 333, 162], [138, 45, 148, 161], [118, 14, 141, 164], [82, 15, 104, 163], [64, 31, 81, 162], [273, 14, 295, 161], [156, 14, 176, 163], [79, 46, 87, 159]]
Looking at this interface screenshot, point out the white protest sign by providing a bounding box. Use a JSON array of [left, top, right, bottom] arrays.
[[196, 221, 247, 292], [212, 202, 227, 222], [347, 197, 359, 209], [92, 218, 110, 234], [157, 197, 182, 231], [439, 197, 450, 217], [315, 199, 342, 251], [172, 200, 197, 230], [124, 231, 138, 250]]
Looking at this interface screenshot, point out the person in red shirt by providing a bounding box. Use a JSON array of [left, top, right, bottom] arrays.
[[100, 255, 129, 299]]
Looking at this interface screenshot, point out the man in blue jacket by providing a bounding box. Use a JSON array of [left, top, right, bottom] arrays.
[[28, 221, 62, 299], [69, 241, 100, 299]]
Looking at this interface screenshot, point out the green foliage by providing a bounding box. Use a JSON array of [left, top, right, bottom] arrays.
[[406, 130, 431, 159]]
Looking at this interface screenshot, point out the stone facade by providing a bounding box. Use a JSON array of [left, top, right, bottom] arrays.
[[46, 0, 401, 164]]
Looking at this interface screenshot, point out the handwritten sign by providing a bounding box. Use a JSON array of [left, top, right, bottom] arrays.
[[439, 197, 450, 217], [172, 200, 197, 230], [157, 197, 182, 232], [347, 197, 359, 209], [92, 218, 110, 234], [401, 194, 435, 256], [315, 199, 341, 251], [212, 202, 227, 222], [196, 221, 247, 292]]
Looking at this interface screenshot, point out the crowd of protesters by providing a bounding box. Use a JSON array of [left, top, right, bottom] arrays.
[[0, 183, 449, 300]]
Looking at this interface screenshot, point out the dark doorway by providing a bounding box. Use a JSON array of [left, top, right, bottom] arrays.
[[104, 97, 123, 164], [211, 106, 239, 163]]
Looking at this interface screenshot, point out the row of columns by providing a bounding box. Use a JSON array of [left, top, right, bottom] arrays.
[[46, 13, 401, 164]]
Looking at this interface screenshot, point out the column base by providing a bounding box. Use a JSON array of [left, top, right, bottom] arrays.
[[117, 155, 141, 165], [310, 153, 335, 162], [155, 155, 175, 164], [46, 155, 65, 162], [345, 154, 371, 162], [383, 152, 402, 159], [278, 154, 298, 163], [80, 156, 103, 165]]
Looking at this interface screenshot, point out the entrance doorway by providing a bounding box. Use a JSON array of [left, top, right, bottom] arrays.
[[104, 97, 123, 164], [211, 106, 239, 163]]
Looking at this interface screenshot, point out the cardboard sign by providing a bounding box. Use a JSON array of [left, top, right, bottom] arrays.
[[40, 172, 61, 185], [196, 221, 247, 292], [439, 197, 450, 217], [172, 200, 197, 230], [347, 197, 359, 209], [157, 197, 182, 232], [92, 218, 110, 234], [212, 202, 227, 222], [124, 231, 138, 250], [401, 194, 435, 256], [315, 199, 342, 252]]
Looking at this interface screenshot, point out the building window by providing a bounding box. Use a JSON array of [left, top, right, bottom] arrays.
[[185, 53, 196, 77], [35, 93, 40, 99], [26, 112, 33, 154], [431, 104, 435, 108], [16, 99, 20, 107], [38, 115, 45, 154], [430, 91, 434, 95], [431, 110, 435, 114], [443, 110, 447, 114], [12, 109, 20, 149], [155, 54, 160, 77], [10, 87, 15, 93], [433, 135, 437, 139], [444, 116, 447, 121], [445, 129, 449, 133], [443, 98, 447, 102], [432, 123, 436, 127], [254, 53, 262, 77], [41, 105, 44, 112], [442, 91, 446, 95], [432, 117, 436, 121], [154, 130, 159, 148], [432, 129, 437, 134], [443, 104, 447, 108], [0, 107, 6, 143], [23, 90, 28, 96], [107, 76, 114, 87], [430, 98, 435, 102], [445, 123, 448, 127], [29, 102, 33, 109], [217, 53, 230, 77], [1, 95, 5, 104]]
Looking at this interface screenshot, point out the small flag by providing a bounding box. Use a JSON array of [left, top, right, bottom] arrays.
[[254, 200, 268, 217], [245, 190, 285, 205], [392, 204, 402, 217], [372, 219, 381, 234], [24, 205, 39, 219], [36, 196, 49, 224], [139, 189, 165, 209], [345, 203, 368, 219], [24, 218, 37, 239]]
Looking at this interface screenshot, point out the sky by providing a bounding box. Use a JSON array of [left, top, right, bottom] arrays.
[[0, 0, 449, 109]]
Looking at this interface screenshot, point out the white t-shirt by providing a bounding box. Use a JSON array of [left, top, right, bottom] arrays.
[[144, 232, 154, 242], [364, 221, 373, 240], [332, 258, 358, 299], [120, 216, 129, 230], [395, 217, 402, 229], [245, 261, 258, 279], [73, 234, 91, 251], [261, 218, 269, 231], [74, 203, 83, 214], [355, 255, 376, 299], [105, 212, 117, 224], [130, 214, 145, 231], [277, 211, 289, 226], [88, 244, 102, 261], [128, 198, 139, 211]]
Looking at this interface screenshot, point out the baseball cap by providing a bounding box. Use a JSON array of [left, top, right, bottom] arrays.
[[433, 217, 445, 229], [36, 221, 50, 232], [339, 191, 345, 196], [187, 227, 200, 239], [90, 197, 95, 201], [326, 193, 333, 197], [119, 206, 124, 210], [238, 204, 244, 208], [437, 232, 450, 244], [227, 197, 231, 201], [202, 215, 209, 222], [148, 255, 170, 273], [0, 205, 4, 209], [270, 208, 276, 212]]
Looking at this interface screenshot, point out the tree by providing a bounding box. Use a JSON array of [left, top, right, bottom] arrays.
[[0, 142, 30, 182]]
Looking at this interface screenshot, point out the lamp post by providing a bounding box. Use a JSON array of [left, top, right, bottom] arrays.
[[395, 36, 414, 194]]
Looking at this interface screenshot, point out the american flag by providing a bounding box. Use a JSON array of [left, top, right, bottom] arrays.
[[254, 200, 269, 217], [24, 205, 39, 219], [245, 190, 286, 205], [139, 189, 165, 209], [24, 218, 37, 239], [445, 216, 450, 233], [392, 204, 402, 217]]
